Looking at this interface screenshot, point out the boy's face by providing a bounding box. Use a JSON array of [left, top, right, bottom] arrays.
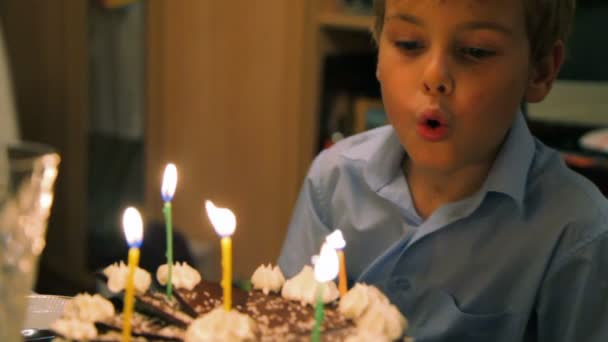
[[377, 0, 544, 173]]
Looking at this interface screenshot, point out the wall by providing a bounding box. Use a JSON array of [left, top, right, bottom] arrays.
[[146, 1, 314, 279], [0, 0, 91, 294]]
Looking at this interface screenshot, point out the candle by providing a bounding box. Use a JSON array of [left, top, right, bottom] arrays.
[[121, 207, 144, 342], [312, 288, 325, 342], [311, 242, 339, 342], [326, 229, 347, 296], [161, 163, 178, 299], [205, 200, 236, 311]]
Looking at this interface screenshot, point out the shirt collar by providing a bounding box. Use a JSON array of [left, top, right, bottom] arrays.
[[483, 112, 535, 209], [340, 112, 535, 208], [341, 127, 405, 192]]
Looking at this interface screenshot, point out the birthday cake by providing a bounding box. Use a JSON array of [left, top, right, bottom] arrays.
[[49, 262, 411, 341]]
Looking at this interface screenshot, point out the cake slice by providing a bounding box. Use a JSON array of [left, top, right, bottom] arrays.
[[244, 288, 356, 341], [172, 280, 248, 317], [135, 291, 193, 328], [98, 311, 184, 341]]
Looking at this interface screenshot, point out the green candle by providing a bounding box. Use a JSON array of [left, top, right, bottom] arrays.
[[161, 163, 178, 299], [163, 201, 174, 298], [311, 287, 324, 342], [311, 241, 339, 342]]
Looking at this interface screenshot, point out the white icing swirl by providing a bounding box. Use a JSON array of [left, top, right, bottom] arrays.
[[338, 283, 388, 319], [50, 319, 97, 340], [103, 261, 151, 294], [345, 329, 391, 342], [281, 265, 339, 305], [156, 262, 202, 290], [339, 283, 408, 340], [251, 264, 285, 295], [357, 302, 408, 340], [184, 307, 258, 342], [62, 293, 115, 322]]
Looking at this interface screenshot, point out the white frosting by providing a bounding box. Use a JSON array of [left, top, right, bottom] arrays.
[[50, 319, 97, 340], [339, 283, 408, 340], [345, 329, 391, 342], [184, 307, 258, 342], [358, 302, 408, 340], [281, 265, 339, 305], [62, 293, 115, 322], [251, 264, 285, 295], [338, 283, 388, 319], [156, 262, 202, 290], [103, 261, 151, 294]]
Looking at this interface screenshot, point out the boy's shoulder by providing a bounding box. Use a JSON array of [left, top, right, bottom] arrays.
[[317, 125, 395, 164], [527, 140, 608, 248], [529, 140, 608, 212], [308, 125, 399, 189]]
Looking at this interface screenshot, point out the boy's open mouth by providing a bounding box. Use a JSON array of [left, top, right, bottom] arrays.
[[416, 112, 449, 141], [426, 118, 441, 129]]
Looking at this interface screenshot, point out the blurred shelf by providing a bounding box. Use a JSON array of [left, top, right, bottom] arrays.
[[317, 11, 374, 31]]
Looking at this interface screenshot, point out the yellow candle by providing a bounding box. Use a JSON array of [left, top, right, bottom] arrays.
[[120, 207, 144, 342], [205, 200, 236, 312], [338, 250, 347, 296], [122, 247, 140, 342], [221, 237, 232, 310]]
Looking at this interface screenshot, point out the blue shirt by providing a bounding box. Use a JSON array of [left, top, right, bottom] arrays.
[[278, 113, 608, 341]]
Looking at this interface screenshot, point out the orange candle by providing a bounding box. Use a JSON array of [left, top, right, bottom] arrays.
[[337, 251, 347, 296], [326, 230, 347, 296]]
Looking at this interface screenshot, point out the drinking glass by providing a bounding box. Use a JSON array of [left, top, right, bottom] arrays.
[[0, 142, 60, 342]]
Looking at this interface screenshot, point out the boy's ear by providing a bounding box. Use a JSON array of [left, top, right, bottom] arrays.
[[525, 41, 565, 103]]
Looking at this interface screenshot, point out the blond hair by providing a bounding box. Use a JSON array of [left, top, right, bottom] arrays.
[[371, 0, 576, 64]]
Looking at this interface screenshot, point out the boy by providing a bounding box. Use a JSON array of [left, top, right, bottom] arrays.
[[279, 0, 608, 341]]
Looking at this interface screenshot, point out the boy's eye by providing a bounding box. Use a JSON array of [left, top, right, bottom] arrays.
[[395, 40, 423, 51], [462, 47, 495, 59]]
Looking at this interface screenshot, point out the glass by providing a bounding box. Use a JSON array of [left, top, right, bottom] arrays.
[[0, 142, 60, 342]]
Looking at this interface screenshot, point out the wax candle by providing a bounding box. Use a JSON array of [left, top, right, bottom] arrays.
[[326, 229, 347, 296], [205, 200, 236, 311], [161, 163, 177, 299], [121, 207, 144, 342], [311, 287, 325, 342], [311, 242, 339, 342], [220, 236, 232, 310]]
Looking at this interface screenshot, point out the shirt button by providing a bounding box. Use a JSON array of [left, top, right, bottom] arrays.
[[390, 277, 411, 292]]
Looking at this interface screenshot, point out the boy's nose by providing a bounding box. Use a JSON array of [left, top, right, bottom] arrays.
[[422, 54, 454, 96], [423, 82, 451, 94]]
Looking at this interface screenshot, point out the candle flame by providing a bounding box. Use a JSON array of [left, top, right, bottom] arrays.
[[161, 163, 178, 202], [205, 200, 236, 237], [39, 192, 54, 210], [313, 242, 339, 282], [123, 207, 144, 248], [326, 229, 346, 250]]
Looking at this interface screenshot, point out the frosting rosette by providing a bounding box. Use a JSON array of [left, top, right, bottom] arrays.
[[50, 319, 97, 341], [251, 263, 285, 295], [281, 265, 339, 305], [62, 293, 115, 322], [339, 283, 408, 340], [344, 329, 392, 342], [185, 307, 259, 342], [156, 262, 201, 290], [338, 283, 388, 319], [103, 261, 151, 294]]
